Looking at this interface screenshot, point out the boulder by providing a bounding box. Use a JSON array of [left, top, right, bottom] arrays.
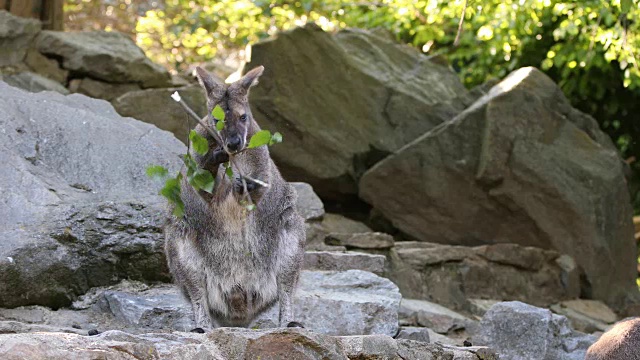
[[0, 82, 184, 309], [325, 232, 395, 249], [387, 242, 580, 311], [24, 48, 69, 84], [112, 84, 206, 144], [291, 182, 325, 221], [0, 328, 496, 360], [245, 24, 476, 200], [360, 67, 638, 309], [0, 11, 41, 66], [68, 77, 141, 101], [474, 301, 597, 360], [395, 327, 431, 343], [1, 71, 69, 94], [35, 30, 171, 88], [303, 251, 385, 275]]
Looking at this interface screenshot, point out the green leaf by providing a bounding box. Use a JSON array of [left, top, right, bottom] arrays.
[[160, 174, 184, 217], [212, 105, 225, 121], [245, 204, 256, 211], [146, 165, 169, 181], [189, 130, 209, 155], [216, 120, 225, 131], [181, 153, 198, 173], [622, 0, 633, 13], [248, 130, 272, 148], [225, 162, 234, 179], [188, 168, 215, 193], [269, 132, 283, 145]]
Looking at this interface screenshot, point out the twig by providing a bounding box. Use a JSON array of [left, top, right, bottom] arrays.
[[453, 0, 469, 47], [172, 92, 264, 207]]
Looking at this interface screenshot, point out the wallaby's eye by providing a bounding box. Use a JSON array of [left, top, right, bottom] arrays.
[[240, 114, 248, 122]]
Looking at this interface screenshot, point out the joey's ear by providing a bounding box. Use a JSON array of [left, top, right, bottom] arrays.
[[239, 65, 264, 90], [195, 67, 225, 101]]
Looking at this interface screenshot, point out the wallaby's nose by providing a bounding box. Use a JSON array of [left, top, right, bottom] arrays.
[[227, 135, 242, 152]]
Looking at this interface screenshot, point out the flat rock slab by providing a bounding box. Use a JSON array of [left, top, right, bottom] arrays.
[[326, 232, 395, 249], [399, 298, 477, 335], [0, 328, 496, 360], [550, 299, 618, 333], [0, 10, 41, 66], [303, 251, 385, 275]]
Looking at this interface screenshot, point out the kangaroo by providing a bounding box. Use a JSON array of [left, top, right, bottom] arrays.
[[586, 317, 640, 360], [164, 65, 306, 331]]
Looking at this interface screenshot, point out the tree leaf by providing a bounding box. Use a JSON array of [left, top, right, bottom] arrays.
[[622, 0, 633, 13], [269, 132, 283, 145], [245, 204, 256, 211], [160, 174, 184, 217], [189, 168, 215, 193], [212, 104, 225, 121], [225, 162, 234, 179], [216, 120, 225, 131], [248, 130, 272, 148], [189, 130, 209, 155], [146, 165, 169, 181]]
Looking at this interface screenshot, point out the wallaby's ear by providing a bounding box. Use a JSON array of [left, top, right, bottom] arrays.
[[240, 65, 264, 90], [195, 67, 224, 101]]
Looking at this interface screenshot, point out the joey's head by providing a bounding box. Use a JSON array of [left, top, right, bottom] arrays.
[[195, 66, 264, 153]]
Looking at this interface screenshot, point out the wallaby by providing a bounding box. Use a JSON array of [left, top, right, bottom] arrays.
[[586, 317, 640, 360], [164, 65, 306, 331]]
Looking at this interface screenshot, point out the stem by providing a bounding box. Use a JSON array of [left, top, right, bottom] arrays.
[[453, 0, 468, 47]]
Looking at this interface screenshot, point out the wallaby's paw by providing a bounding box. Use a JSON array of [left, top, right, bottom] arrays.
[[190, 327, 206, 333], [286, 321, 305, 328], [233, 177, 258, 194], [87, 329, 100, 336], [212, 147, 229, 164]]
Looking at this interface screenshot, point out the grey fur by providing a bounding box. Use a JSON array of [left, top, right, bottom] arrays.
[[586, 317, 640, 360], [164, 66, 306, 329]]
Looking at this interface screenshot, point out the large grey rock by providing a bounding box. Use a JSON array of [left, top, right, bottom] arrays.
[[0, 11, 41, 66], [112, 84, 206, 143], [386, 242, 580, 311], [1, 71, 69, 94], [246, 24, 475, 200], [360, 67, 638, 310], [550, 299, 618, 333], [0, 328, 495, 359], [474, 301, 597, 360], [35, 30, 171, 88], [24, 48, 69, 84], [395, 327, 431, 343], [68, 77, 141, 101], [303, 251, 385, 274], [0, 82, 184, 309]]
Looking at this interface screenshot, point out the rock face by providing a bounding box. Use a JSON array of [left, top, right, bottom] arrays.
[[0, 71, 69, 94], [398, 298, 477, 335], [0, 328, 496, 360], [386, 242, 580, 311], [291, 182, 325, 221], [111, 84, 206, 143], [246, 23, 475, 200], [0, 10, 41, 66], [360, 67, 637, 309], [35, 30, 171, 88], [0, 82, 184, 309], [303, 251, 386, 275], [475, 301, 597, 360]]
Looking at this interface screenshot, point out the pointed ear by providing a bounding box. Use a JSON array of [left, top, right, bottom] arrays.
[[239, 65, 264, 90], [195, 67, 224, 101]]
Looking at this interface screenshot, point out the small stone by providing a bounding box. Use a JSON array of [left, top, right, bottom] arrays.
[[87, 329, 99, 336]]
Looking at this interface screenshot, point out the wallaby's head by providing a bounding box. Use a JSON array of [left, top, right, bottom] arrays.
[[195, 65, 264, 153]]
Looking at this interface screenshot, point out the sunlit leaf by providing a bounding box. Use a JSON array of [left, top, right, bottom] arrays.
[[269, 132, 283, 145], [216, 120, 225, 131], [146, 165, 169, 181], [189, 130, 209, 155], [212, 104, 225, 121], [248, 130, 272, 148]]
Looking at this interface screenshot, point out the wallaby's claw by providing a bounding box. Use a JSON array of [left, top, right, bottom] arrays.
[[190, 327, 206, 333], [286, 321, 305, 328]]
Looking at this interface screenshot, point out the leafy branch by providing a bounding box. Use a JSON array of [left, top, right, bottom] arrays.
[[147, 91, 282, 216]]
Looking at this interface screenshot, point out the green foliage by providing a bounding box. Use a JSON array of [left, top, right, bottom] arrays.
[[212, 105, 225, 121], [189, 130, 209, 156], [145, 165, 169, 181], [248, 130, 273, 148], [160, 174, 184, 217]]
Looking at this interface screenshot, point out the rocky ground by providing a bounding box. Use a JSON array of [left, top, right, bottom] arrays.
[[1, 9, 639, 360]]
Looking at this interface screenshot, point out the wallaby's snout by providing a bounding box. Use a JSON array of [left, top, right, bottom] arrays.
[[226, 134, 243, 152]]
